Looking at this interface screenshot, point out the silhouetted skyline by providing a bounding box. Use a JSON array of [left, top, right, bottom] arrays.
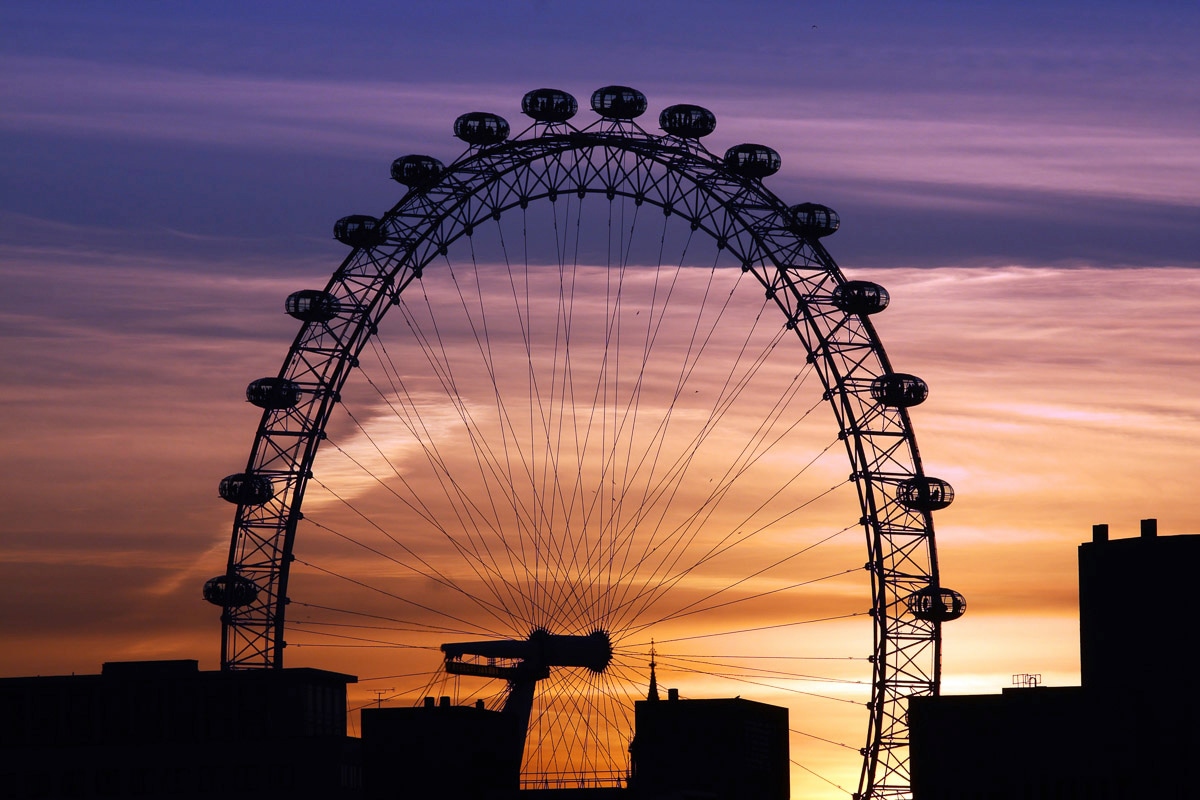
[[2, 4, 1199, 799]]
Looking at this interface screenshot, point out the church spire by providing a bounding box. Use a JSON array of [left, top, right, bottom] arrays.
[[647, 640, 659, 702]]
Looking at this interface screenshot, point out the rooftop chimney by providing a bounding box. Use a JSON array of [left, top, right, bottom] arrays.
[[1140, 518, 1158, 538], [1092, 523, 1109, 543]]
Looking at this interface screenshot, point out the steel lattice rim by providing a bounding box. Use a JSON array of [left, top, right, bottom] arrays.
[[212, 88, 953, 800]]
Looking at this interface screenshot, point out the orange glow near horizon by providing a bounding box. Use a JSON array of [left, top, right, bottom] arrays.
[[272, 185, 881, 790], [3, 245, 1199, 798], [3, 6, 1199, 798]]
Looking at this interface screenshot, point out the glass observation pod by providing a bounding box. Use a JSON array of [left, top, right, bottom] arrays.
[[218, 473, 274, 505], [870, 373, 929, 408], [790, 203, 841, 238], [391, 155, 444, 187], [832, 281, 889, 316], [285, 290, 341, 323], [723, 143, 782, 179], [896, 476, 956, 511], [590, 85, 648, 119], [659, 104, 717, 139], [246, 377, 302, 410], [203, 574, 260, 608], [454, 112, 510, 146], [333, 215, 385, 248], [521, 89, 578, 122], [907, 586, 967, 622]]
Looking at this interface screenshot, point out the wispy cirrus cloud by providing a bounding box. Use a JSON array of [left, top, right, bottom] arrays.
[[6, 53, 1197, 211], [0, 55, 506, 158], [4, 45, 1198, 274]]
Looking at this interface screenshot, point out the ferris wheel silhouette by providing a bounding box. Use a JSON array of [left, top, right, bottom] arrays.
[[206, 85, 962, 799]]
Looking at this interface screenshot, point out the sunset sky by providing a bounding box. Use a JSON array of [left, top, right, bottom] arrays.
[[2, 1, 1198, 797]]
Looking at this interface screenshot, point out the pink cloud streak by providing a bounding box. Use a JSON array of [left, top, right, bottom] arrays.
[[5, 56, 1197, 209]]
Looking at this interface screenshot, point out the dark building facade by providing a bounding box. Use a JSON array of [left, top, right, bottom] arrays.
[[0, 660, 359, 799], [1078, 519, 1196, 690], [628, 692, 789, 800], [361, 696, 516, 799], [360, 689, 789, 800], [2, 660, 792, 798], [909, 521, 1200, 800]]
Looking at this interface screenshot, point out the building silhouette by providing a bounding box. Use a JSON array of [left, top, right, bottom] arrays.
[[361, 697, 516, 799], [2, 656, 791, 799], [628, 689, 789, 800], [0, 660, 359, 799], [360, 686, 789, 800], [909, 520, 1200, 799]]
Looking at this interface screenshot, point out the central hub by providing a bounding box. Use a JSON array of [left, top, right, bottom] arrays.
[[442, 628, 613, 677], [438, 628, 616, 783]]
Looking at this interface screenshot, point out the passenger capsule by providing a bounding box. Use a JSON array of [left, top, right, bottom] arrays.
[[203, 574, 260, 608], [590, 86, 648, 119], [218, 473, 275, 505], [454, 112, 510, 145], [896, 476, 955, 511], [522, 88, 578, 122], [285, 290, 341, 323], [870, 373, 928, 408], [246, 377, 302, 410], [907, 586, 966, 622], [333, 215, 385, 248], [723, 144, 781, 179], [832, 281, 890, 316], [790, 203, 841, 238], [390, 155, 444, 187], [659, 104, 716, 138]]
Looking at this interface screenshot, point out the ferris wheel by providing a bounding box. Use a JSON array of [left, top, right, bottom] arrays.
[[205, 86, 964, 799]]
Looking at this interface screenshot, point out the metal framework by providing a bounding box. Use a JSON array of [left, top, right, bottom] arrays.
[[211, 87, 955, 799]]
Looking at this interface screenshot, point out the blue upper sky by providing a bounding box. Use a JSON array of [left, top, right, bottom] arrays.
[[1, 1, 1197, 270]]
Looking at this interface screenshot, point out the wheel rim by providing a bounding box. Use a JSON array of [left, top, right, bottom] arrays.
[[212, 90, 947, 799]]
